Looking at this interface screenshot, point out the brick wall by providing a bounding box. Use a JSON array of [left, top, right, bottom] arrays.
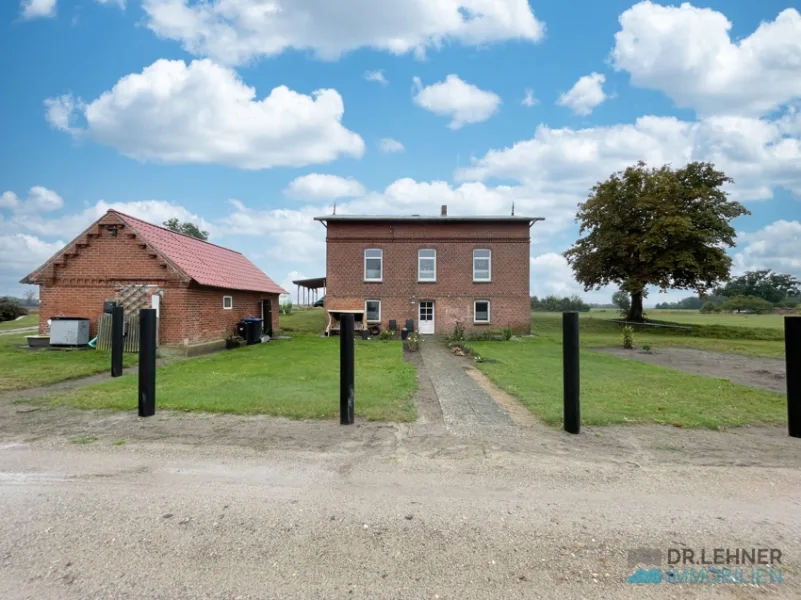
[[325, 220, 532, 334], [35, 215, 281, 346]]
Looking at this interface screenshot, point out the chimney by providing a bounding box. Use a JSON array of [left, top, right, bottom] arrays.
[[441, 205, 448, 217]]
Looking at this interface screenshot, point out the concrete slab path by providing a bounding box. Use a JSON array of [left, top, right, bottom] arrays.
[[420, 339, 515, 435]]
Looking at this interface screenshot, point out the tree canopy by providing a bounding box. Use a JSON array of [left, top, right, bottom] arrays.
[[611, 290, 630, 311], [715, 270, 800, 304], [163, 218, 209, 241], [564, 161, 749, 322]]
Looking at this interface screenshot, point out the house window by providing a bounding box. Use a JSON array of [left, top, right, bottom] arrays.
[[473, 249, 491, 282], [364, 249, 383, 281], [223, 295, 233, 310], [418, 249, 436, 282], [474, 300, 490, 324], [365, 300, 381, 323]]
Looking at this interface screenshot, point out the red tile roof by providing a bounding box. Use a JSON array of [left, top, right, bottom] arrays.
[[115, 211, 287, 295]]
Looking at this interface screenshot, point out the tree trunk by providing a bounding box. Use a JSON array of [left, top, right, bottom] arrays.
[[627, 290, 644, 322]]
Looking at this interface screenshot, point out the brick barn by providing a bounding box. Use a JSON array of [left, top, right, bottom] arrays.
[[315, 206, 543, 335], [21, 210, 287, 354]]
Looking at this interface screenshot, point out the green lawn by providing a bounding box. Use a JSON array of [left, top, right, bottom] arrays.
[[0, 334, 137, 392], [41, 335, 417, 422], [279, 308, 326, 334], [0, 314, 39, 330], [531, 313, 785, 358], [587, 307, 787, 330], [469, 337, 785, 428]]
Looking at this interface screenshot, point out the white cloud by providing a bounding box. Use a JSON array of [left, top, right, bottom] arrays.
[[364, 70, 388, 85], [732, 220, 801, 276], [456, 114, 801, 202], [44, 59, 364, 170], [95, 0, 125, 7], [0, 187, 63, 214], [412, 74, 501, 129], [522, 88, 538, 107], [378, 138, 404, 153], [556, 73, 608, 116], [611, 2, 801, 116], [0, 234, 65, 273], [284, 174, 365, 201], [20, 0, 56, 20], [142, 0, 545, 65]]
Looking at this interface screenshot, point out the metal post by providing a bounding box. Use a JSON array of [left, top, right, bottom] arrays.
[[787, 316, 801, 438], [340, 313, 355, 425], [563, 311, 580, 434], [111, 305, 124, 377], [138, 308, 157, 418]]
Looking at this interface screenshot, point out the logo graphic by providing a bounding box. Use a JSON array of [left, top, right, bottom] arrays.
[[627, 568, 663, 584]]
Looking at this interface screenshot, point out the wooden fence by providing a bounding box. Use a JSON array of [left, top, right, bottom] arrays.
[[96, 313, 159, 353]]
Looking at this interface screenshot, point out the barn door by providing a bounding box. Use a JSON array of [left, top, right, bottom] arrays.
[[262, 299, 273, 336]]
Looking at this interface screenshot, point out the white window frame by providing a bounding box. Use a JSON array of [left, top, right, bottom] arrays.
[[418, 249, 437, 282], [473, 300, 490, 324], [365, 299, 381, 323], [473, 249, 492, 282], [364, 248, 383, 282], [223, 295, 233, 310]]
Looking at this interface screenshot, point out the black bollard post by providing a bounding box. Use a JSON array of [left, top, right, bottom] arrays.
[[786, 316, 801, 438], [111, 305, 124, 377], [339, 313, 355, 425], [138, 308, 157, 418], [563, 311, 580, 434]]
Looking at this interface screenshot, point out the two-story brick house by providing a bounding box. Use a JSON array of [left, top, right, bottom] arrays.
[[315, 206, 542, 335]]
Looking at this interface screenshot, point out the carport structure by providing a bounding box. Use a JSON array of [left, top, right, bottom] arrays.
[[293, 276, 326, 306]]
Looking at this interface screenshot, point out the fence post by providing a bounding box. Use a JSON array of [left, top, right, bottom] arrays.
[[563, 311, 580, 434], [111, 305, 124, 377], [340, 313, 355, 425], [138, 308, 157, 418], [787, 316, 801, 438]]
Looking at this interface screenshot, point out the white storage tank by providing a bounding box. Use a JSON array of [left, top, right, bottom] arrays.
[[49, 317, 90, 346]]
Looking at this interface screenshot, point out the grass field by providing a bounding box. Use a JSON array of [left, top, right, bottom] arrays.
[[279, 308, 326, 334], [0, 314, 39, 331], [42, 334, 417, 421], [0, 334, 137, 392], [587, 307, 787, 330], [531, 313, 785, 358], [469, 336, 785, 428]]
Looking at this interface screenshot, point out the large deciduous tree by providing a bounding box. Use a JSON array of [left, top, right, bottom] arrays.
[[564, 162, 749, 322], [163, 218, 209, 241], [715, 270, 800, 304]]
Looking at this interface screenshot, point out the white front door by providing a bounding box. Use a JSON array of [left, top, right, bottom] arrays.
[[418, 301, 435, 334]]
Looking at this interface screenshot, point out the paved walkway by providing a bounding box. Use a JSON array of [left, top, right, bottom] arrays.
[[419, 339, 515, 435]]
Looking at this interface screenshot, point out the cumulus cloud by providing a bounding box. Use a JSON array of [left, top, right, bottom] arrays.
[[522, 89, 538, 107], [412, 74, 501, 129], [142, 0, 545, 65], [557, 73, 608, 116], [364, 70, 388, 85], [284, 174, 366, 201], [44, 59, 364, 170], [20, 0, 56, 20], [611, 2, 801, 116], [732, 220, 801, 275], [456, 115, 801, 202], [378, 138, 404, 153], [0, 187, 63, 214], [95, 0, 125, 7]]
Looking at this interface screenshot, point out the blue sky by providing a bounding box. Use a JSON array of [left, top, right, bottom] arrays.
[[1, 0, 799, 305]]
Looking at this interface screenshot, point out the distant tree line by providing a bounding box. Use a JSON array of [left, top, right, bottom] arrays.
[[531, 295, 591, 312]]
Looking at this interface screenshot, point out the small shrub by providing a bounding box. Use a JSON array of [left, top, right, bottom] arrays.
[[449, 321, 466, 343], [0, 297, 28, 323], [642, 344, 651, 353], [699, 301, 719, 314], [404, 332, 420, 352], [622, 326, 634, 349], [281, 301, 293, 315], [378, 329, 395, 341], [503, 327, 513, 341]]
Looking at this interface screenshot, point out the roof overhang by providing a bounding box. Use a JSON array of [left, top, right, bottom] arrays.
[[314, 215, 544, 226]]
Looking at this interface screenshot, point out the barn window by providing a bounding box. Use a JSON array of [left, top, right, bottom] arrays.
[[474, 300, 490, 324], [365, 300, 381, 323], [223, 295, 233, 310]]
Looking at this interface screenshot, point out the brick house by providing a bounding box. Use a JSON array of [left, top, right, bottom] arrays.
[[315, 206, 542, 335], [21, 210, 287, 354]]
